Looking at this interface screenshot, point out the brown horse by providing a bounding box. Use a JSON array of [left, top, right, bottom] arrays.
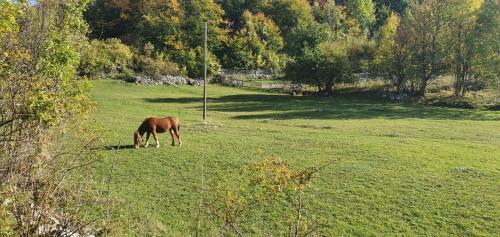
[[134, 116, 182, 149]]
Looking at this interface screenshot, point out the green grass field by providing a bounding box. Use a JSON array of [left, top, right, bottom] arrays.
[[88, 80, 499, 236]]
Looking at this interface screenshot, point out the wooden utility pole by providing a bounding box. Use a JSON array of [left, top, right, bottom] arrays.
[[203, 21, 207, 122]]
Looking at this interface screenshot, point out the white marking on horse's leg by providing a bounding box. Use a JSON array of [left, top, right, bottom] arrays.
[[144, 133, 150, 147], [170, 129, 176, 146], [152, 131, 159, 148], [177, 132, 182, 146]]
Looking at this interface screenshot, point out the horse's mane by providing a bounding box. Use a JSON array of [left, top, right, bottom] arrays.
[[137, 117, 152, 135], [139, 117, 151, 128]]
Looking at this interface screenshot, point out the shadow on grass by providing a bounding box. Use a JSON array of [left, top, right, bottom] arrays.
[[104, 145, 135, 150], [144, 94, 499, 121], [145, 97, 202, 104]]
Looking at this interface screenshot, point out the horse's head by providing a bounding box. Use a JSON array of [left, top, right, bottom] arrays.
[[134, 131, 142, 149]]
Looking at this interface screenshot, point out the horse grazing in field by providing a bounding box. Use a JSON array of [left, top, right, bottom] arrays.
[[134, 116, 182, 149]]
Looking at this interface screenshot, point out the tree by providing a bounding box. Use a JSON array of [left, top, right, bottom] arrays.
[[180, 0, 229, 53], [165, 0, 228, 77], [373, 12, 401, 88], [264, 0, 317, 56], [286, 18, 330, 57], [84, 0, 134, 40], [473, 0, 500, 89], [137, 0, 184, 51], [225, 10, 286, 70], [286, 41, 355, 95], [372, 0, 410, 31], [86, 0, 228, 77], [265, 0, 314, 34], [391, 17, 414, 93], [403, 0, 452, 96], [449, 0, 499, 97], [85, 0, 184, 51], [218, 0, 270, 30], [374, 0, 410, 15], [346, 0, 376, 33], [313, 1, 362, 40], [178, 46, 221, 78], [449, 0, 483, 97], [1, 0, 100, 235]]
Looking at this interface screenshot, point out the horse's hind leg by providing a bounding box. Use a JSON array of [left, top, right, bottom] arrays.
[[144, 132, 151, 147], [169, 129, 176, 146], [174, 125, 182, 146], [153, 131, 159, 148]]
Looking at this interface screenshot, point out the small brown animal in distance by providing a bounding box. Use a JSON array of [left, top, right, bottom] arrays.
[[134, 116, 182, 149]]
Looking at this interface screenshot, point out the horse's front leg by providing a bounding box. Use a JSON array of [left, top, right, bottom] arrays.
[[144, 132, 151, 148], [169, 129, 176, 146], [153, 131, 159, 148]]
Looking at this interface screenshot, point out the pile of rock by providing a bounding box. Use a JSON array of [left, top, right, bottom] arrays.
[[219, 69, 273, 80], [288, 84, 304, 95], [134, 75, 204, 86], [227, 79, 244, 87], [211, 75, 245, 87], [186, 78, 204, 86]]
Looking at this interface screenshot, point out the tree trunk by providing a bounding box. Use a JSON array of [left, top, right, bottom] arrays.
[[316, 83, 322, 93], [454, 60, 471, 98], [324, 79, 334, 96], [454, 72, 465, 97], [395, 73, 404, 93], [461, 72, 471, 97], [454, 29, 464, 97], [417, 77, 428, 97]]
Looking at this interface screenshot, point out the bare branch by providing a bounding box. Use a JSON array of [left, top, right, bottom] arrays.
[[303, 224, 321, 237], [0, 118, 15, 128], [293, 192, 302, 237], [228, 222, 244, 237], [106, 140, 120, 224]]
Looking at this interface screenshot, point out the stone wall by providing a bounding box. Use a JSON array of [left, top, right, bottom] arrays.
[[134, 75, 204, 86]]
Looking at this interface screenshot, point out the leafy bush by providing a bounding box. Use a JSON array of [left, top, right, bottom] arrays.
[[135, 55, 181, 79], [115, 70, 136, 82], [285, 40, 358, 95], [198, 158, 337, 236], [0, 205, 14, 236], [79, 38, 133, 78], [1, 1, 101, 235], [177, 46, 221, 78]]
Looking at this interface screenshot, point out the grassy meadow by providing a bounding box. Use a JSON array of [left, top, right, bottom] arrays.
[[87, 80, 499, 236]]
